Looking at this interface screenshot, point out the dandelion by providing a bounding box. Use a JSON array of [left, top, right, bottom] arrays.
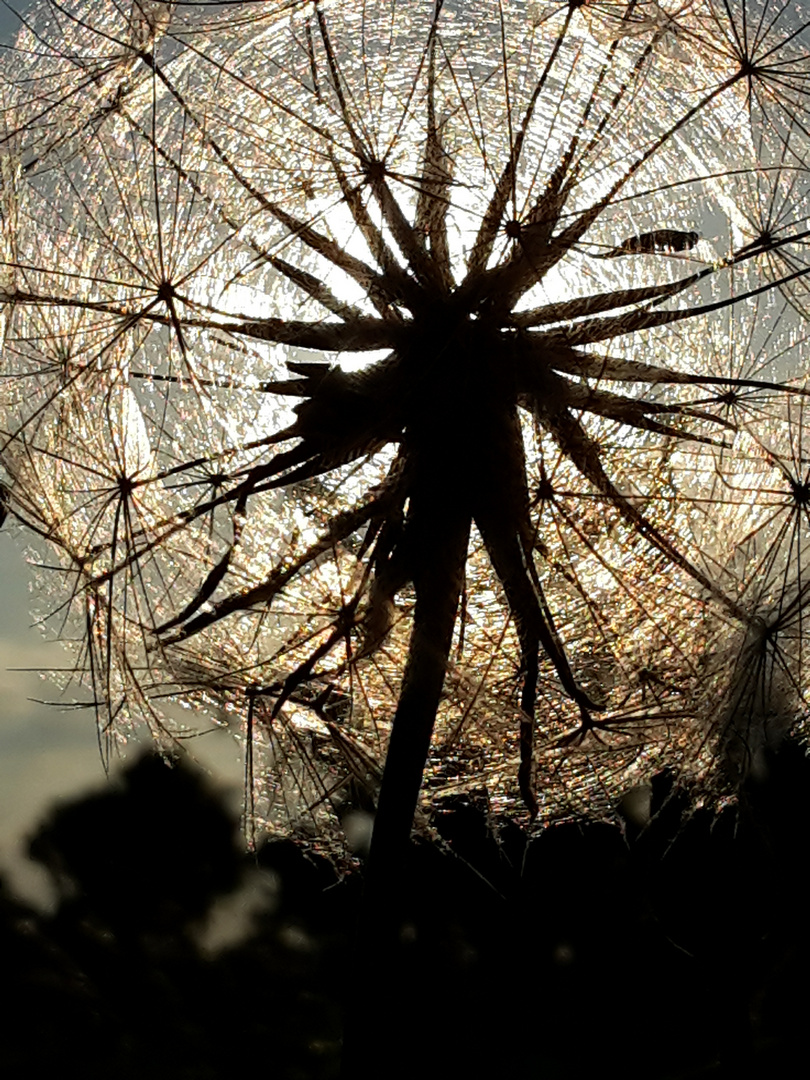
[[2, 0, 810, 863]]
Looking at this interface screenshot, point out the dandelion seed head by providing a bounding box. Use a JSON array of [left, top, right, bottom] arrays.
[[2, 0, 810, 851]]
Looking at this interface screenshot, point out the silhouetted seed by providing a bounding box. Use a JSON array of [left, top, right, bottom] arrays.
[[597, 228, 700, 258], [737, 231, 775, 256]]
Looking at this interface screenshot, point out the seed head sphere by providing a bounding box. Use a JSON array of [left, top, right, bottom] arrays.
[[1, 0, 810, 848]]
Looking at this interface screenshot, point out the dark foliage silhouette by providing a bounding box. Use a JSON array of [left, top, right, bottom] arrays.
[[2, 748, 810, 1078]]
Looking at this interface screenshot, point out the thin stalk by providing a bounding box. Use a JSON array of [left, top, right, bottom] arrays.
[[342, 489, 471, 1079]]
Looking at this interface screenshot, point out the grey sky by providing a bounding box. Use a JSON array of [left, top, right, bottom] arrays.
[[0, 3, 116, 906], [0, 1, 244, 906]]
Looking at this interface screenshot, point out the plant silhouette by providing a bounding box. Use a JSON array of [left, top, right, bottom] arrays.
[[1, 0, 810, 863], [5, 744, 810, 1079]]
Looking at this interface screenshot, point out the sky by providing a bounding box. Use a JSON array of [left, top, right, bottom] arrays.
[[0, 2, 88, 905], [0, 2, 246, 907]]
